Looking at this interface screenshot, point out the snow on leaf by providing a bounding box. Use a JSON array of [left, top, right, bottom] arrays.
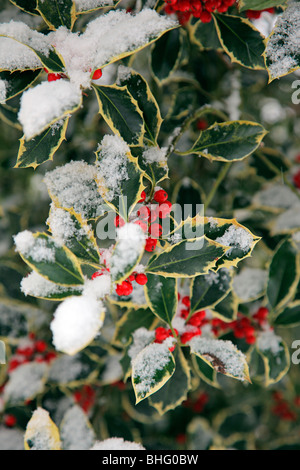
[[50, 296, 105, 355], [60, 405, 95, 450], [24, 408, 61, 450], [91, 437, 145, 450], [188, 336, 251, 382], [4, 362, 48, 404]]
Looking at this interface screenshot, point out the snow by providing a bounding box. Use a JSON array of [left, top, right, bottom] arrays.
[[4, 362, 48, 404], [132, 337, 175, 398], [265, 2, 300, 80], [257, 326, 284, 355], [50, 296, 105, 355], [18, 79, 82, 140], [128, 327, 155, 360], [48, 354, 90, 384], [14, 230, 55, 263], [109, 223, 145, 281], [188, 336, 248, 381], [91, 437, 145, 450], [44, 161, 102, 219], [272, 203, 300, 234], [21, 270, 83, 298], [75, 0, 115, 11], [0, 79, 7, 102], [0, 427, 24, 450], [233, 268, 267, 302], [143, 146, 168, 164], [47, 204, 91, 246], [82, 274, 111, 299], [215, 225, 254, 255], [253, 183, 299, 209], [60, 405, 95, 450], [96, 135, 130, 202]]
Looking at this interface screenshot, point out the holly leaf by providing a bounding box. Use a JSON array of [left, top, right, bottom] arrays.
[[0, 69, 42, 103], [144, 274, 178, 324], [190, 268, 233, 313], [256, 330, 290, 385], [238, 0, 286, 12], [36, 0, 77, 31]]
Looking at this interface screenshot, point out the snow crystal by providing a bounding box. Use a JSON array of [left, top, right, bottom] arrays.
[[189, 336, 247, 381], [143, 146, 168, 164], [21, 270, 83, 299], [4, 362, 48, 404], [82, 274, 111, 299], [60, 405, 95, 450], [91, 438, 145, 450], [109, 223, 145, 280], [0, 20, 50, 54], [257, 326, 283, 355], [0, 79, 7, 102], [233, 268, 267, 302], [265, 2, 300, 80], [47, 204, 91, 246], [128, 327, 155, 360], [74, 0, 115, 11], [25, 408, 61, 450], [215, 225, 253, 255], [48, 354, 90, 384], [51, 296, 105, 355], [44, 161, 102, 219], [132, 337, 175, 397], [18, 79, 82, 140], [14, 230, 55, 263], [96, 135, 130, 202]]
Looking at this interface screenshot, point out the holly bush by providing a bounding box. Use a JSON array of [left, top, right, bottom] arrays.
[[1, 0, 300, 451]]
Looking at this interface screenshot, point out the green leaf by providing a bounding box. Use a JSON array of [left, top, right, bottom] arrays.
[[15, 118, 69, 169], [274, 301, 300, 327], [267, 239, 300, 312], [185, 121, 267, 162], [192, 355, 220, 388], [189, 336, 251, 383], [149, 348, 191, 414], [9, 0, 38, 15], [4, 362, 48, 405], [233, 267, 268, 303], [93, 84, 145, 146], [0, 69, 42, 102], [190, 18, 222, 51], [256, 332, 290, 385], [132, 340, 176, 404], [150, 27, 182, 83], [131, 146, 168, 187], [190, 268, 233, 313], [144, 274, 178, 324], [117, 67, 162, 144], [213, 13, 266, 70], [37, 0, 76, 30], [0, 103, 22, 130], [15, 232, 85, 286], [146, 237, 229, 278], [212, 291, 239, 322], [238, 0, 285, 11], [47, 206, 101, 265], [113, 308, 156, 347]]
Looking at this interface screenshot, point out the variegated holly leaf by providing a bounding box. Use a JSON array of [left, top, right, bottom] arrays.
[[36, 0, 77, 31], [60, 405, 95, 450], [4, 363, 49, 405], [15, 118, 69, 169], [132, 338, 176, 404], [146, 237, 229, 278], [20, 270, 83, 301], [213, 14, 266, 70], [149, 348, 191, 414], [190, 268, 233, 313], [144, 274, 178, 325], [256, 329, 290, 386], [188, 336, 251, 383], [192, 354, 220, 389], [238, 0, 284, 11], [74, 0, 121, 13], [0, 69, 42, 103], [274, 301, 300, 327], [14, 231, 85, 286], [150, 27, 183, 84], [24, 408, 61, 450], [9, 0, 38, 15], [183, 121, 267, 162], [212, 291, 239, 322], [113, 308, 157, 347]]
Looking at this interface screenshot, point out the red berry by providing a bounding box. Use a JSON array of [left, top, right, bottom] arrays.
[[245, 334, 256, 345], [145, 237, 157, 252], [138, 190, 146, 203], [92, 68, 102, 80], [137, 205, 150, 220], [116, 280, 133, 296], [114, 215, 125, 228], [188, 310, 206, 327], [153, 189, 168, 204], [4, 414, 17, 428], [135, 273, 148, 285], [196, 118, 208, 130], [155, 327, 169, 343], [155, 200, 172, 219], [34, 340, 47, 353], [134, 219, 148, 232], [47, 73, 62, 82], [149, 223, 163, 238], [293, 170, 300, 189], [182, 296, 190, 308]]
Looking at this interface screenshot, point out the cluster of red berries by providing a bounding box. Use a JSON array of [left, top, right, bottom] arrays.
[[73, 384, 96, 413], [115, 271, 148, 297], [212, 307, 269, 345], [183, 391, 209, 413], [44, 68, 102, 82], [114, 188, 172, 254], [164, 0, 236, 25], [246, 8, 274, 19], [271, 392, 297, 422], [293, 169, 300, 189], [7, 333, 57, 373]]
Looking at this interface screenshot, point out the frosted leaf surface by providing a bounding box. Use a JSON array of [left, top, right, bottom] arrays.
[[21, 270, 83, 298], [233, 268, 267, 302], [91, 437, 145, 450], [4, 362, 48, 404], [60, 405, 95, 450]]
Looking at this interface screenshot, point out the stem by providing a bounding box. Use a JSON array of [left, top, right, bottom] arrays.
[[205, 162, 232, 208]]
